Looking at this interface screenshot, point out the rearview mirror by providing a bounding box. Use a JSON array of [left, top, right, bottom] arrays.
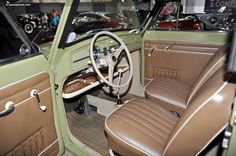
[[66, 32, 76, 43]]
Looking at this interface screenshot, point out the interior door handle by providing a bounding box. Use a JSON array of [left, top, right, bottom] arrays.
[[165, 43, 176, 51], [0, 101, 15, 117]]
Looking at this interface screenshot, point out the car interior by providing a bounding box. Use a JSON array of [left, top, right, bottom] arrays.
[[0, 0, 236, 156]]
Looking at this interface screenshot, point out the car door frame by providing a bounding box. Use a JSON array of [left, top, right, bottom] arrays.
[[0, 4, 64, 156]]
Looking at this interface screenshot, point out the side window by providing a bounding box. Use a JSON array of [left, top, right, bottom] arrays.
[[134, 0, 153, 25], [0, 10, 31, 64], [151, 1, 235, 32]]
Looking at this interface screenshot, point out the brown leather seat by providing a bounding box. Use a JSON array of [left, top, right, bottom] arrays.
[[105, 67, 236, 155], [105, 98, 178, 156], [145, 46, 228, 114], [146, 77, 191, 112]]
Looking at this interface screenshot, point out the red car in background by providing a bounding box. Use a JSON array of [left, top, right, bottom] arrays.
[[155, 14, 204, 30], [72, 19, 124, 34], [153, 1, 204, 31]]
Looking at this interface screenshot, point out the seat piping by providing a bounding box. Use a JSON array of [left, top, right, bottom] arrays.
[[196, 124, 227, 156], [186, 54, 227, 105]]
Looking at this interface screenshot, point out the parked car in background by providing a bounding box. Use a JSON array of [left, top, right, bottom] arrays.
[[152, 1, 204, 31], [196, 12, 235, 31], [72, 11, 132, 34], [72, 18, 124, 35], [17, 13, 40, 34], [16, 12, 58, 45], [152, 1, 235, 31], [75, 12, 130, 26]]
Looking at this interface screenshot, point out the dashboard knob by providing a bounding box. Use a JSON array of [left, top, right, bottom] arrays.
[[87, 60, 92, 65]]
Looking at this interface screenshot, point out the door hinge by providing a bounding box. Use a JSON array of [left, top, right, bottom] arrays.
[[55, 84, 59, 91]]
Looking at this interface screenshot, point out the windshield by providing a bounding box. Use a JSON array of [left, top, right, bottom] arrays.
[[68, 0, 140, 43]]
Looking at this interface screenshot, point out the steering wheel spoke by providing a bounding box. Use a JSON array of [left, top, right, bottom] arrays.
[[108, 65, 115, 83], [114, 46, 124, 60]]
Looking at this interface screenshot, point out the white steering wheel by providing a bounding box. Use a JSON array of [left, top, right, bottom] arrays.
[[90, 31, 133, 88]]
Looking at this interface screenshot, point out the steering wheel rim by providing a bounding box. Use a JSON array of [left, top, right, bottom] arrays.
[[89, 31, 133, 88]]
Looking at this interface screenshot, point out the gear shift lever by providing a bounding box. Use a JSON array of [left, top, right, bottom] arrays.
[[116, 69, 123, 105]]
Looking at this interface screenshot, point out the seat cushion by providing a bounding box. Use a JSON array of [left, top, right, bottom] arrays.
[[145, 77, 191, 110], [105, 97, 178, 156]]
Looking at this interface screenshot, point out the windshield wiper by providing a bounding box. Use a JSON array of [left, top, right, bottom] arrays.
[[129, 29, 140, 34]]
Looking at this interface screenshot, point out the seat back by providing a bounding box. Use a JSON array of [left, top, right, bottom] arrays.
[[162, 67, 236, 155], [187, 45, 228, 105]]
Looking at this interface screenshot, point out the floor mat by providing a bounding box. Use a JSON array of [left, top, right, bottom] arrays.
[[66, 110, 108, 156]]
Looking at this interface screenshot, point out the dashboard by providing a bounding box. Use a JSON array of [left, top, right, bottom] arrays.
[[93, 44, 120, 63], [55, 32, 142, 99]]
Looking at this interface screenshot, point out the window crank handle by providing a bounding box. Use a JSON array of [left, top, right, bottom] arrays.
[[148, 46, 157, 56], [31, 89, 47, 112]]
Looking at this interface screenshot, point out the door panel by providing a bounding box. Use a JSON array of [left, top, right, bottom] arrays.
[[143, 31, 227, 86], [0, 56, 59, 156]]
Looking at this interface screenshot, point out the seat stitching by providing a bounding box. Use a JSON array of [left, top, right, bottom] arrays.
[[112, 113, 166, 146], [149, 78, 190, 94], [151, 83, 189, 96], [152, 78, 190, 91], [131, 100, 180, 122], [132, 100, 179, 121], [121, 107, 172, 136], [154, 78, 190, 90], [131, 101, 178, 124], [155, 80, 190, 94], [105, 104, 150, 155], [116, 111, 168, 140], [151, 84, 189, 99], [125, 104, 176, 126], [125, 104, 176, 129]]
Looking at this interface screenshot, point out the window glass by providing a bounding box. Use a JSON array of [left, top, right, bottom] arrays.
[[0, 11, 26, 61], [68, 0, 140, 43], [151, 0, 236, 32], [134, 0, 153, 25]]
